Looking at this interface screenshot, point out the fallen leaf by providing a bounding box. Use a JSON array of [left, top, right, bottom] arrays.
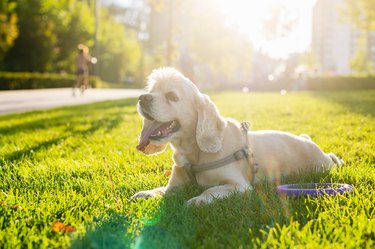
[[52, 222, 65, 233], [51, 222, 76, 233], [164, 169, 171, 177]]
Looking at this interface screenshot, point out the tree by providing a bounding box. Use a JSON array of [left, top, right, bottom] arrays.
[[3, 0, 140, 83], [340, 0, 375, 74], [340, 0, 375, 31], [97, 9, 141, 82], [184, 0, 253, 85], [52, 0, 95, 73], [4, 0, 58, 72], [350, 35, 373, 75], [0, 0, 18, 68], [140, 0, 253, 86], [145, 0, 177, 66], [4, 0, 95, 73]]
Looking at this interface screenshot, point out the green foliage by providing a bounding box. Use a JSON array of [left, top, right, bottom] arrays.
[[307, 76, 375, 90], [0, 0, 18, 65], [187, 0, 253, 83], [339, 0, 375, 75], [0, 72, 100, 90], [97, 10, 141, 83], [0, 91, 374, 248], [146, 0, 171, 61], [144, 0, 253, 84], [349, 35, 374, 75], [52, 0, 95, 73], [1, 0, 140, 84], [340, 0, 375, 31], [4, 0, 96, 73], [4, 0, 58, 72]]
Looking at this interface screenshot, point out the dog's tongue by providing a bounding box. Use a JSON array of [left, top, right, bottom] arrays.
[[136, 121, 171, 151]]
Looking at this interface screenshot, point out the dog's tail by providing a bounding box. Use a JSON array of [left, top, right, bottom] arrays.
[[328, 152, 344, 166]]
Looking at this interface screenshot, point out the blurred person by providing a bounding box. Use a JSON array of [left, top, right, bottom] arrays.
[[73, 44, 97, 96]]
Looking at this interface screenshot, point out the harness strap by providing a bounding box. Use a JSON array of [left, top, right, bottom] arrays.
[[192, 147, 249, 173], [182, 122, 258, 185], [183, 163, 197, 185], [242, 122, 258, 184]]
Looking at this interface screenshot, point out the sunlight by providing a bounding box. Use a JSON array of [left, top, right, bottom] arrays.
[[217, 0, 316, 58]]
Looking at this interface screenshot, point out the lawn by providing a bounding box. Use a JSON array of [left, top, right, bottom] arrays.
[[0, 90, 374, 248]]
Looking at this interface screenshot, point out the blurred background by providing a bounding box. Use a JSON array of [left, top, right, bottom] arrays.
[[0, 0, 374, 90]]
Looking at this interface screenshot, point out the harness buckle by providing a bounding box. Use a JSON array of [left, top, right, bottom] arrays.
[[183, 162, 198, 185], [234, 149, 248, 160]]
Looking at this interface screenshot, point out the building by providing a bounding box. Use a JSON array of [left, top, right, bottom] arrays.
[[312, 0, 375, 75]]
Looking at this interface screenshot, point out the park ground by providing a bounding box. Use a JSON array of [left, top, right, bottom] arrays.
[[0, 90, 374, 248]]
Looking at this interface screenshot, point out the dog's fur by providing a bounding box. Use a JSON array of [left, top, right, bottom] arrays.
[[132, 68, 343, 205]]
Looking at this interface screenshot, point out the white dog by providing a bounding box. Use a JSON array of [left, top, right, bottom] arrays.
[[132, 68, 343, 205]]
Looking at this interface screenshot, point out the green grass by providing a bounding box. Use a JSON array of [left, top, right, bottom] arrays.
[[0, 91, 374, 248]]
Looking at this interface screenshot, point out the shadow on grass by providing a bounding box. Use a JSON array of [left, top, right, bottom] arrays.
[[69, 113, 125, 137], [1, 112, 126, 163], [70, 212, 182, 249], [70, 213, 134, 249], [311, 91, 375, 117], [70, 170, 332, 248], [0, 113, 76, 136], [1, 98, 137, 163], [3, 136, 69, 162]]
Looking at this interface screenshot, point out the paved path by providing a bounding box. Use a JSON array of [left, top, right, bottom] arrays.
[[0, 88, 145, 116]]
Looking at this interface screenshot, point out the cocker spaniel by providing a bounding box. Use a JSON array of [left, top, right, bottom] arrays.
[[132, 68, 343, 205]]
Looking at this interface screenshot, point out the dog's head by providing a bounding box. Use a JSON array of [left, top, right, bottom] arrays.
[[136, 67, 226, 155]]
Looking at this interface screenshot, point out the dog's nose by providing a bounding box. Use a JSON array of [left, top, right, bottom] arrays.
[[138, 94, 153, 106]]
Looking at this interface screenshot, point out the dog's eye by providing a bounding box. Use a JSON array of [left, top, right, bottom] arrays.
[[165, 91, 179, 102]]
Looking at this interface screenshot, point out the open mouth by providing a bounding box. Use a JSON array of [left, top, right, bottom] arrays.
[[137, 120, 180, 151], [149, 120, 180, 140]]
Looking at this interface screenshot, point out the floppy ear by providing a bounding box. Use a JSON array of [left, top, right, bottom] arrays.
[[195, 94, 226, 153]]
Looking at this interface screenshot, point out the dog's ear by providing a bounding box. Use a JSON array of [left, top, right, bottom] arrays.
[[195, 94, 226, 153]]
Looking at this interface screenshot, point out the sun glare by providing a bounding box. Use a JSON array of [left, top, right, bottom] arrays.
[[217, 0, 316, 59]]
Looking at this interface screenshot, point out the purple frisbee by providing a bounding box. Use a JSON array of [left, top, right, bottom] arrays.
[[277, 183, 354, 197]]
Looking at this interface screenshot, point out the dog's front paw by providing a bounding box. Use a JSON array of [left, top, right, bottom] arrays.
[[131, 190, 158, 200], [187, 195, 212, 206]]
